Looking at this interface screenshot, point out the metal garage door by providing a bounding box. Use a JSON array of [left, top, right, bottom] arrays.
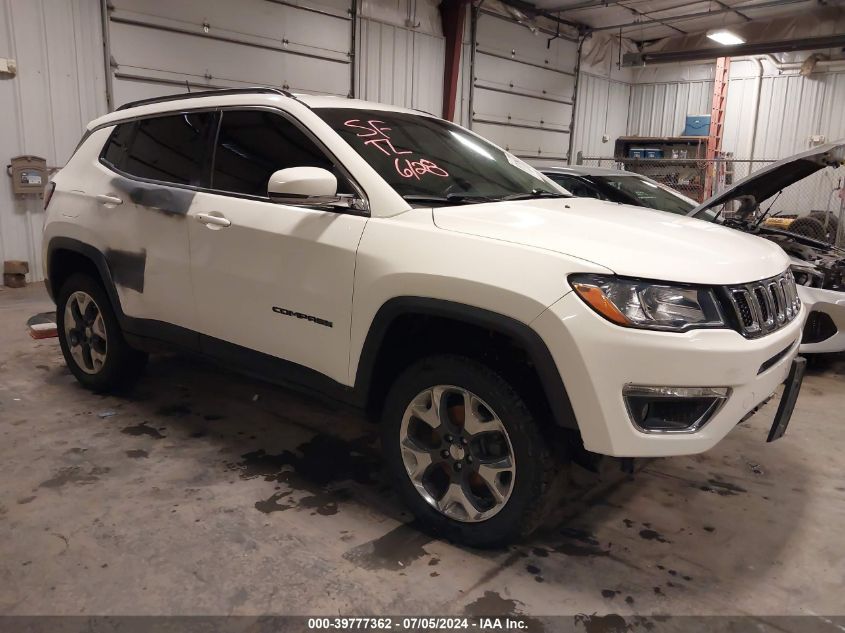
[[470, 10, 577, 162], [106, 0, 353, 108]]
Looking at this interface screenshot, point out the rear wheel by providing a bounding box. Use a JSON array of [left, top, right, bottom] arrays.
[[57, 273, 147, 391], [382, 355, 556, 547]]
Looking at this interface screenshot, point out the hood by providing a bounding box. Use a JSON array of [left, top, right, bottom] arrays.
[[433, 198, 788, 286], [691, 140, 845, 215]]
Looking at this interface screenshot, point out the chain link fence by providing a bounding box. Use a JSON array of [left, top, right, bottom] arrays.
[[575, 157, 845, 247]]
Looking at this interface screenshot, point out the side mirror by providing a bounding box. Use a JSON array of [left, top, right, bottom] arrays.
[[268, 167, 338, 204]]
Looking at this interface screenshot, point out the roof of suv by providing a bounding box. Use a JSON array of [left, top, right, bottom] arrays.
[[89, 88, 429, 131]]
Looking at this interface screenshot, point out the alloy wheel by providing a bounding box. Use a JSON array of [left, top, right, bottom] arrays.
[[63, 291, 108, 375], [399, 385, 516, 522]]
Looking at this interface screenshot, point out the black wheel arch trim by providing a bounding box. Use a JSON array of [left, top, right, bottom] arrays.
[[47, 237, 121, 308], [354, 297, 578, 430], [46, 236, 201, 351]]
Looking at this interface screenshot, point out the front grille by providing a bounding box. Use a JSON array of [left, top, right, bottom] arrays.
[[724, 271, 801, 338]]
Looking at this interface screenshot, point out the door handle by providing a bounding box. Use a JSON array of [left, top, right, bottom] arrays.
[[96, 194, 123, 206], [195, 212, 231, 228]]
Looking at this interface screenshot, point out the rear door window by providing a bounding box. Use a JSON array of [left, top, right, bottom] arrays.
[[103, 112, 214, 187]]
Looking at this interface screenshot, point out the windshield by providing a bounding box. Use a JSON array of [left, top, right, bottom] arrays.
[[315, 108, 564, 203], [690, 205, 724, 222], [594, 175, 695, 215]]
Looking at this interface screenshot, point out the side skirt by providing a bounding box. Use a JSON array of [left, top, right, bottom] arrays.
[[124, 320, 360, 408]]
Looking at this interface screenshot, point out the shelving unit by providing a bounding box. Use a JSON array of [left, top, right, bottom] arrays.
[[613, 136, 709, 201]]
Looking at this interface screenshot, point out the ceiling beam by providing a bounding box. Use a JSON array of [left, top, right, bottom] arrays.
[[618, 2, 688, 34], [497, 0, 591, 32], [713, 0, 753, 21], [591, 0, 807, 32], [542, 0, 752, 22], [623, 32, 845, 65]]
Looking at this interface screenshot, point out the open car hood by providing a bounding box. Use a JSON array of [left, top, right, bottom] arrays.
[[690, 140, 845, 215]]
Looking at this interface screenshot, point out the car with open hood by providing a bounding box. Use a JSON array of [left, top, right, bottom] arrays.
[[543, 144, 845, 355]]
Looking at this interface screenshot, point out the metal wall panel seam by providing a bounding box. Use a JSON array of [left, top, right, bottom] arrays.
[[109, 16, 350, 65]]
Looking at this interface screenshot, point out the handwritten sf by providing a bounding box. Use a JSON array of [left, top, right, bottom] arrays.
[[344, 119, 449, 180]]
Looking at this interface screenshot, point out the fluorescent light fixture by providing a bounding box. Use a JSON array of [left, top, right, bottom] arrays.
[[706, 29, 745, 46]]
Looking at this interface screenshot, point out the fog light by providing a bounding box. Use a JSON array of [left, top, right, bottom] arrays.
[[623, 385, 730, 433]]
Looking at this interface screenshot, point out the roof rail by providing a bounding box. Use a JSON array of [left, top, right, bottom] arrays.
[[115, 87, 295, 111]]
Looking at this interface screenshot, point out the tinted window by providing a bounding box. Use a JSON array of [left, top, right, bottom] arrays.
[[594, 176, 695, 215], [121, 113, 212, 186], [211, 110, 341, 197], [316, 108, 561, 202], [547, 174, 608, 200], [101, 122, 135, 170]]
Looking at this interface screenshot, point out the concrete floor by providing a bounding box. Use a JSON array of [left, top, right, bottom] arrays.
[[1, 283, 844, 622]]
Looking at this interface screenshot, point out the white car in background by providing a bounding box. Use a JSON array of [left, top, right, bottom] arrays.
[[544, 144, 845, 355]]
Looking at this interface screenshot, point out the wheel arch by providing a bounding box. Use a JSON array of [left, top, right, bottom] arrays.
[[354, 297, 578, 430], [46, 237, 122, 316]]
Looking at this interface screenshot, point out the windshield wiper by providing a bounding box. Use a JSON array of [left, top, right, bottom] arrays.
[[402, 193, 496, 205], [402, 189, 568, 206], [498, 189, 571, 201]]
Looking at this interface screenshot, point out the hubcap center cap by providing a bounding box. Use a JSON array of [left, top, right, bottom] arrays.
[[85, 327, 92, 339], [449, 443, 465, 461]]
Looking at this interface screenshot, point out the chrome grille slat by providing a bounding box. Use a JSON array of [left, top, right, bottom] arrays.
[[769, 282, 786, 324], [780, 278, 794, 319], [724, 271, 800, 339], [753, 286, 773, 330]]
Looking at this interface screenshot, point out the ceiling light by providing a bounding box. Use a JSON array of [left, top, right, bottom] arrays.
[[706, 29, 745, 46]]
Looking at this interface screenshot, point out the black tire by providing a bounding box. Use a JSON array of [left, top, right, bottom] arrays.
[[787, 216, 827, 242], [56, 273, 147, 391], [381, 354, 556, 547]]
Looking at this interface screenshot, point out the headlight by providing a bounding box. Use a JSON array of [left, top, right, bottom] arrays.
[[569, 274, 725, 332]]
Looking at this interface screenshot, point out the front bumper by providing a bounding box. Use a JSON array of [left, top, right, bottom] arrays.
[[797, 285, 845, 354], [532, 291, 803, 457]]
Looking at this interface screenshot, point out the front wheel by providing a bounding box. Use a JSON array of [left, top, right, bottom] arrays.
[[381, 355, 556, 547], [56, 273, 147, 391]]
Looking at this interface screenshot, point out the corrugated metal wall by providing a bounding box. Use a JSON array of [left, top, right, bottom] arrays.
[[355, 17, 445, 116], [0, 0, 106, 284], [571, 72, 631, 159], [724, 66, 845, 159], [627, 80, 714, 137], [722, 63, 845, 215]]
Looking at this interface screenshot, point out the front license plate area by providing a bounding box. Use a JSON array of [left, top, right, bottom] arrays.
[[767, 356, 807, 442]]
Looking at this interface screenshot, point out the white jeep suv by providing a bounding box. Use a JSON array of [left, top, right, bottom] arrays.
[[43, 88, 805, 546]]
